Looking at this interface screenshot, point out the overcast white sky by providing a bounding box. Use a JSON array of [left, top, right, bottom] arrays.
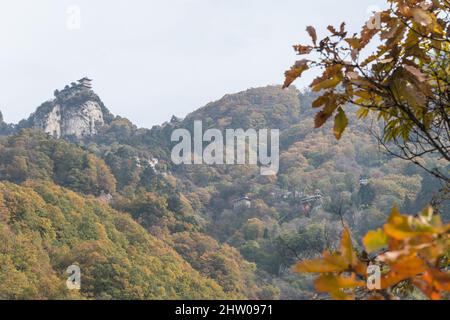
[[0, 0, 386, 128]]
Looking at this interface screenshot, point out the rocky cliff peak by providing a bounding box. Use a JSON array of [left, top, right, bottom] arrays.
[[25, 78, 113, 139]]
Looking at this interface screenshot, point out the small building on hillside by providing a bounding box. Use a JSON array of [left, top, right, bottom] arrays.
[[233, 196, 252, 210], [359, 176, 370, 186], [148, 158, 159, 171], [299, 190, 323, 217], [98, 191, 113, 204]]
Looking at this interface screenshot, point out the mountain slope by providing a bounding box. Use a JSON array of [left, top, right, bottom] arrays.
[[182, 86, 302, 131], [0, 83, 445, 300], [0, 180, 235, 299]]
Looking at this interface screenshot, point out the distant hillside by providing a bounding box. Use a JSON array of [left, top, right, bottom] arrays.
[[183, 86, 302, 131], [0, 112, 15, 135], [0, 84, 446, 300]]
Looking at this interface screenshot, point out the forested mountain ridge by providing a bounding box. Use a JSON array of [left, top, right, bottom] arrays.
[[0, 83, 445, 299], [0, 180, 236, 299]]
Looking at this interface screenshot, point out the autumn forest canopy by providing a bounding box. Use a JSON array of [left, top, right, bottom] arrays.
[[0, 0, 448, 302]]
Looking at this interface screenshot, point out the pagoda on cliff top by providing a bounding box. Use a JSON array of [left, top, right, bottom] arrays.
[[78, 77, 93, 89]]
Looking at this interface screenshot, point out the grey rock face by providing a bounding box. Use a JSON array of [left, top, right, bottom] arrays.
[[34, 100, 104, 139], [29, 80, 107, 139]]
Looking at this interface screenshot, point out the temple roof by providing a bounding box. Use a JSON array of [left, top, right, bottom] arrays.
[[78, 77, 92, 82]]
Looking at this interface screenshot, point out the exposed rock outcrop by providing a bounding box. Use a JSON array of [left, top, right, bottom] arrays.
[[33, 100, 104, 139], [24, 78, 113, 139]]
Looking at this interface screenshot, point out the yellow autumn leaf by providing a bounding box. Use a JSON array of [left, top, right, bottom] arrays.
[[381, 254, 428, 289], [356, 107, 370, 119], [294, 251, 348, 273], [363, 229, 388, 253], [311, 75, 342, 92], [283, 60, 309, 89], [340, 227, 367, 275], [314, 273, 365, 300], [411, 8, 434, 27], [333, 107, 348, 140], [413, 269, 450, 300], [354, 90, 373, 99], [345, 37, 362, 49], [384, 206, 447, 240], [410, 8, 442, 34]]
